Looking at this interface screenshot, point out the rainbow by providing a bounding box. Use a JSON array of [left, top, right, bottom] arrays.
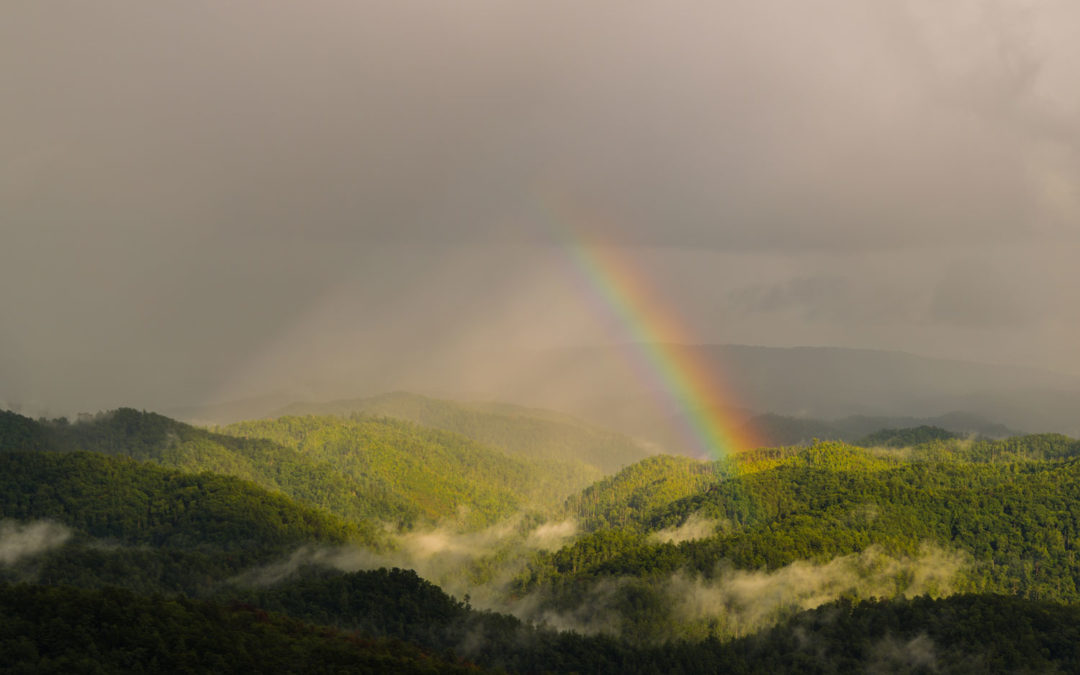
[[550, 202, 759, 462]]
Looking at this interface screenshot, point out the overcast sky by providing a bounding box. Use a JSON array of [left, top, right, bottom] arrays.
[[2, 1, 1079, 415]]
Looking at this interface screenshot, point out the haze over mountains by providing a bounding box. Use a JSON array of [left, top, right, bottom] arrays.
[[166, 344, 1080, 448]]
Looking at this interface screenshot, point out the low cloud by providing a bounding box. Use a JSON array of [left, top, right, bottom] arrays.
[[233, 517, 582, 606], [867, 633, 939, 674], [518, 544, 966, 642], [728, 275, 915, 325], [236, 527, 965, 646], [0, 520, 72, 565], [668, 545, 965, 638], [649, 513, 723, 544], [525, 520, 578, 550], [928, 260, 1038, 328]]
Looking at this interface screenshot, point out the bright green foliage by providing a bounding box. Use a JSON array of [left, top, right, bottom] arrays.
[[277, 391, 652, 473], [0, 451, 358, 549], [917, 433, 1080, 463], [221, 415, 598, 528], [6, 408, 383, 526], [738, 441, 899, 475], [8, 402, 1080, 672], [565, 455, 721, 531], [524, 439, 1080, 606], [1, 408, 596, 531]]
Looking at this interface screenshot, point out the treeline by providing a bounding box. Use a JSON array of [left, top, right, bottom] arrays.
[[0, 582, 487, 674], [7, 571, 1080, 673], [0, 408, 596, 530], [857, 424, 959, 447]]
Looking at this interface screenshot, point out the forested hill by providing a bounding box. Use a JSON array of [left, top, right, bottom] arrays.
[[0, 450, 367, 596], [7, 401, 1080, 672], [8, 578, 1080, 673], [743, 411, 1017, 447], [0, 583, 489, 674], [514, 435, 1080, 645], [271, 391, 654, 473], [219, 414, 602, 524], [0, 408, 600, 530]]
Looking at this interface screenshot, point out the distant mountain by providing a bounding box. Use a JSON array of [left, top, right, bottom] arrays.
[[857, 425, 961, 448], [745, 411, 1018, 447], [502, 345, 1080, 439], [165, 345, 1080, 451], [271, 391, 654, 474]]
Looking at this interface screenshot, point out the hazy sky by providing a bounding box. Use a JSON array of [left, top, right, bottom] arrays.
[[3, 1, 1079, 415]]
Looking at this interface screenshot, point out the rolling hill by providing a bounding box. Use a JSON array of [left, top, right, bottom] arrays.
[[271, 391, 655, 474], [0, 408, 599, 530]]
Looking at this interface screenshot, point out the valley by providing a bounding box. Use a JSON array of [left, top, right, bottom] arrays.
[[3, 395, 1080, 672]]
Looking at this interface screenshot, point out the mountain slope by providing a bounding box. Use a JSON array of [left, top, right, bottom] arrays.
[[220, 414, 600, 528], [515, 436, 1080, 641], [0, 449, 369, 595], [746, 411, 1017, 446], [0, 583, 487, 674], [1, 408, 598, 530], [272, 391, 653, 473]]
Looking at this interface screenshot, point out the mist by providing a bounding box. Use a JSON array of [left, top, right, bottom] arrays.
[[510, 544, 965, 642], [234, 509, 966, 645], [0, 520, 72, 566]]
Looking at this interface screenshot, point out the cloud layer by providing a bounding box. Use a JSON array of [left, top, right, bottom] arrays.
[[3, 1, 1079, 414]]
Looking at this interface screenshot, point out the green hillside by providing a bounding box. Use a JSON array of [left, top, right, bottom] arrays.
[[513, 436, 1080, 642], [0, 450, 369, 595], [224, 569, 1080, 673], [7, 402, 1080, 671], [273, 391, 653, 473], [1, 408, 597, 530], [220, 414, 600, 528], [564, 454, 721, 531]]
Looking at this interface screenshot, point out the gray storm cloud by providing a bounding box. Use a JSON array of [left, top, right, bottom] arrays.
[[2, 1, 1079, 415]]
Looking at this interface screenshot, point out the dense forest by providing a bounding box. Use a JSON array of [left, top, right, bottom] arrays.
[[4, 402, 1080, 672], [3, 408, 598, 530]]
